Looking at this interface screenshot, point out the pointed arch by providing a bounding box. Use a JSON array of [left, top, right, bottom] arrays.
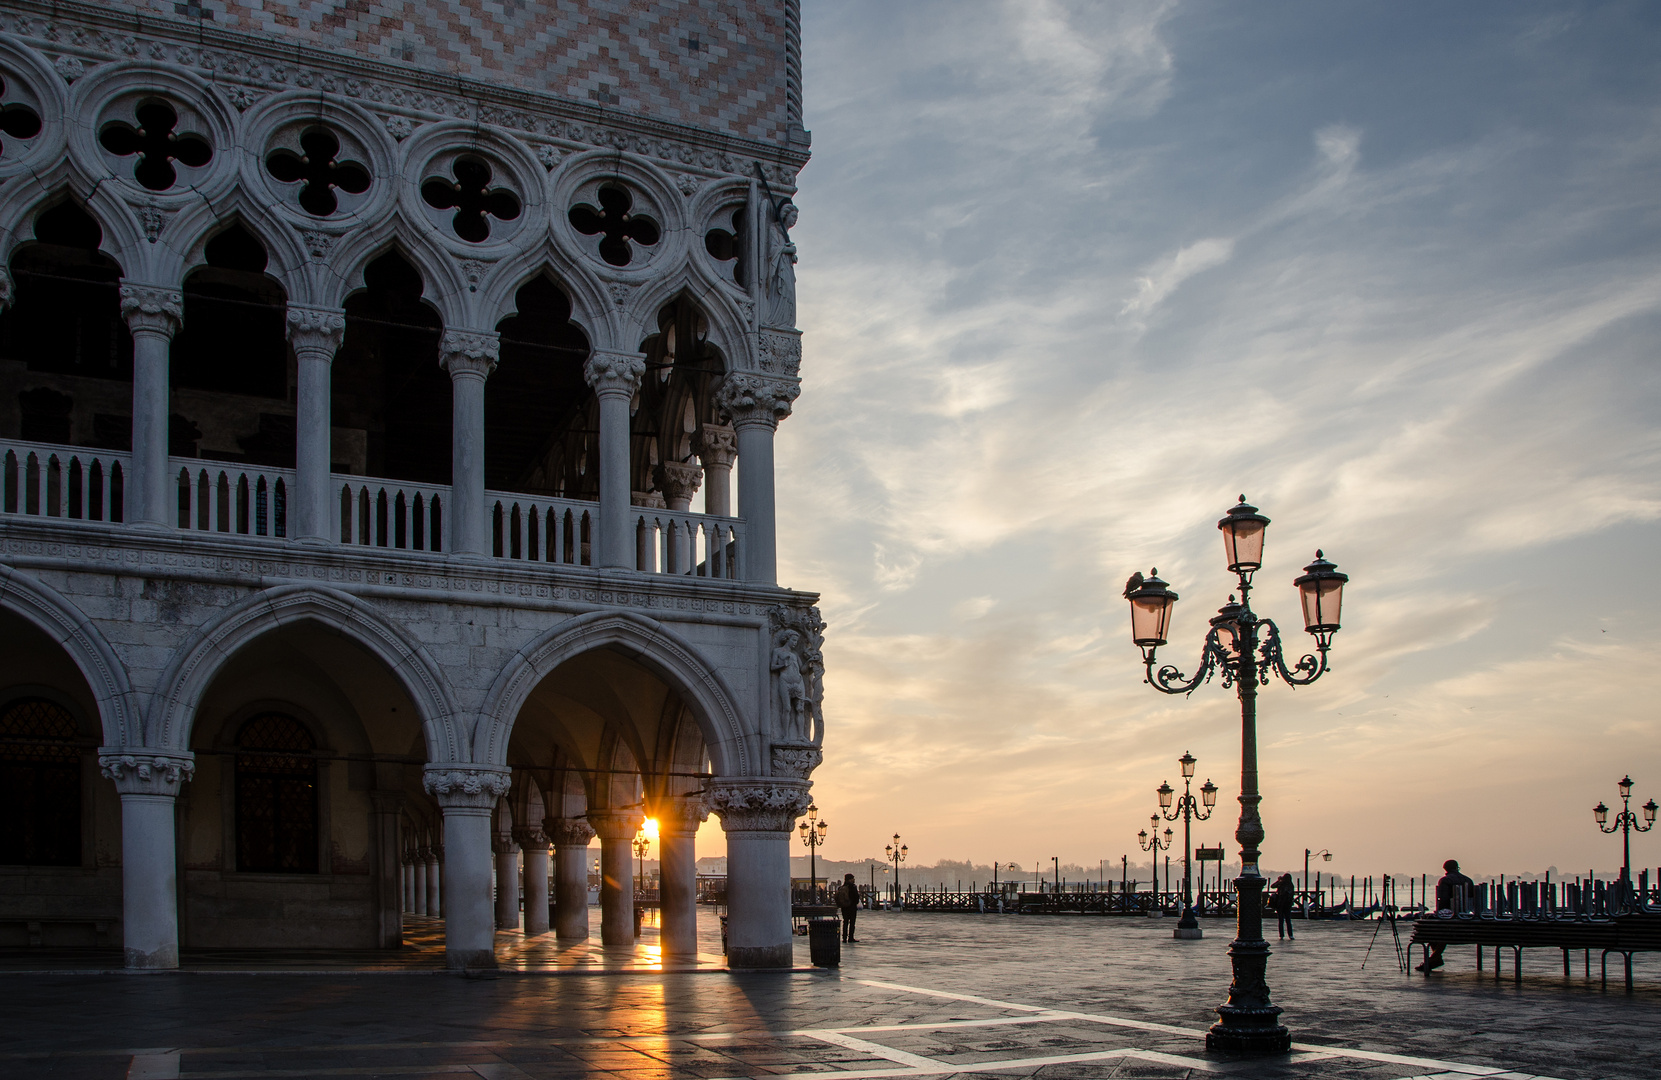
[[472, 249, 613, 347], [0, 564, 139, 748], [148, 584, 462, 760], [622, 270, 751, 373], [478, 609, 752, 777], [164, 195, 313, 305], [320, 213, 468, 326]]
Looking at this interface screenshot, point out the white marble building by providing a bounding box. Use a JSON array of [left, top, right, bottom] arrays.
[[0, 0, 821, 970]]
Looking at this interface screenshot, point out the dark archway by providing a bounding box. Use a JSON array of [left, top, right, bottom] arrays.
[[170, 224, 292, 465], [332, 251, 448, 484], [0, 201, 132, 449], [0, 697, 82, 867], [486, 275, 593, 497], [634, 298, 725, 496]]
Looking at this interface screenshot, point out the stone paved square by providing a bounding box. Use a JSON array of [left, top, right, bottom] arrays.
[[1, 909, 1653, 1079]]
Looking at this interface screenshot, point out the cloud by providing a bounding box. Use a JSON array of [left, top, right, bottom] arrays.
[[1121, 236, 1236, 316]]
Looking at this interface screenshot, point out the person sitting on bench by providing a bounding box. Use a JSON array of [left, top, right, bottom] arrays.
[[1418, 859, 1475, 972]]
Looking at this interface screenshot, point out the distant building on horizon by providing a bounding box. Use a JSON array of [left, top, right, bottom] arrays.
[[0, 0, 823, 971]]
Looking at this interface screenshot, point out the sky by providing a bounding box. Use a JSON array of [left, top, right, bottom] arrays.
[[705, 0, 1661, 883]]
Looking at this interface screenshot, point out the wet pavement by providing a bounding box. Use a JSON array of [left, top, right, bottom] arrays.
[[0, 908, 1652, 1079]]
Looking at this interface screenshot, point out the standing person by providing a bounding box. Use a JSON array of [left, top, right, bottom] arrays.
[[1270, 873, 1297, 940], [1417, 859, 1476, 972], [835, 873, 860, 943]]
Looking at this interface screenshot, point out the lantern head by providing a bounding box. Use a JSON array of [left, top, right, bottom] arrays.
[[1594, 802, 1609, 825], [1126, 569, 1178, 649], [1218, 497, 1271, 573], [1201, 779, 1218, 808], [1179, 751, 1197, 779], [1294, 551, 1349, 646], [1157, 781, 1174, 809]]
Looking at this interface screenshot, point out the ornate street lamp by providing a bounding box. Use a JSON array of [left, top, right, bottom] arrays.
[[885, 833, 908, 905], [1124, 497, 1349, 1055], [1139, 814, 1174, 909], [1594, 775, 1656, 903], [1159, 753, 1218, 939], [798, 803, 829, 902], [632, 828, 651, 896]]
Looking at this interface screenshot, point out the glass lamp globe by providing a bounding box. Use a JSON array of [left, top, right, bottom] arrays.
[[1218, 497, 1271, 573]]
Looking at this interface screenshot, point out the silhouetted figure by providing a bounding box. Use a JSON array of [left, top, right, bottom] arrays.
[[1418, 858, 1476, 972], [835, 873, 860, 942], [1270, 873, 1296, 940]]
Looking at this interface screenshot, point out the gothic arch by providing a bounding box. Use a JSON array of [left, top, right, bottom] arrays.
[[321, 214, 468, 326], [0, 563, 139, 748], [166, 197, 313, 306], [148, 584, 462, 760], [623, 271, 750, 372], [477, 609, 751, 777], [473, 251, 613, 347]]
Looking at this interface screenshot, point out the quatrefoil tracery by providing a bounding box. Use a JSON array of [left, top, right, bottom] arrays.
[[265, 127, 371, 217], [97, 99, 213, 191], [421, 156, 521, 243], [569, 184, 661, 267], [0, 75, 42, 157]]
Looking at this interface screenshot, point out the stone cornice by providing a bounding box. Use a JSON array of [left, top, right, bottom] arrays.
[[99, 750, 194, 796], [0, 515, 823, 613], [0, 0, 807, 187]]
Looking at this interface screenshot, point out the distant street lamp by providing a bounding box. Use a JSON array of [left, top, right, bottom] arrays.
[[1303, 848, 1332, 908], [798, 803, 829, 902], [632, 828, 650, 895], [1125, 496, 1348, 1055], [1139, 814, 1174, 906], [1159, 753, 1218, 939], [885, 834, 908, 905], [1595, 775, 1657, 898]]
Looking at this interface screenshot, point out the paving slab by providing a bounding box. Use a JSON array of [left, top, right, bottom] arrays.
[[0, 909, 1652, 1079]]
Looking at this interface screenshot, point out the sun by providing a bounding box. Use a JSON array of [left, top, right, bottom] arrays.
[[642, 817, 659, 840]]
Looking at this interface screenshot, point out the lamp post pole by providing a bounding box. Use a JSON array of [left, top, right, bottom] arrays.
[[1303, 848, 1332, 911], [885, 834, 907, 907], [1125, 497, 1349, 1055], [1139, 815, 1173, 910], [1159, 756, 1217, 939], [798, 804, 829, 902], [1595, 776, 1657, 903]]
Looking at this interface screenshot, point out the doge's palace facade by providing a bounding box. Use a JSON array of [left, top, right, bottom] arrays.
[[0, 0, 822, 970]]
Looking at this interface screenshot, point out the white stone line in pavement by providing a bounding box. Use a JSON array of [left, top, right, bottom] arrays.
[[810, 1013, 1073, 1034], [126, 1051, 181, 1079], [806, 1031, 946, 1070], [858, 977, 1567, 1080]]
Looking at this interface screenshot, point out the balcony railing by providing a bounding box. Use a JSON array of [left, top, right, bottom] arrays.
[[1, 438, 744, 581]]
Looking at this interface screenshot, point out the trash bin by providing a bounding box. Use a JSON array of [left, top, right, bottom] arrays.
[[808, 916, 841, 968]]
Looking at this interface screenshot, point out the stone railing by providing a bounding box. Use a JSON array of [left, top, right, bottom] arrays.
[[632, 507, 745, 579], [176, 459, 295, 539], [488, 491, 595, 566], [337, 473, 449, 553], [0, 439, 128, 523]]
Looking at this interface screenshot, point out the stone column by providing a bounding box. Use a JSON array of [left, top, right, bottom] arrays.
[[118, 284, 183, 529], [413, 846, 429, 915], [632, 490, 665, 570], [550, 817, 596, 939], [514, 826, 551, 935], [493, 832, 519, 930], [425, 846, 441, 917], [714, 374, 799, 585], [655, 796, 709, 960], [286, 306, 347, 544], [99, 752, 194, 969], [695, 425, 737, 518], [424, 766, 512, 970], [584, 351, 647, 569], [403, 850, 416, 912], [440, 330, 500, 558], [653, 461, 703, 574], [588, 811, 643, 945], [369, 792, 404, 948], [708, 780, 811, 969]]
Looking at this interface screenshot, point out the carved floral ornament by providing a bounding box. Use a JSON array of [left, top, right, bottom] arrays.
[[423, 766, 512, 809], [706, 781, 813, 832], [715, 372, 800, 429], [584, 351, 646, 397], [117, 283, 183, 336], [547, 817, 597, 847], [285, 305, 346, 353], [99, 752, 196, 795]]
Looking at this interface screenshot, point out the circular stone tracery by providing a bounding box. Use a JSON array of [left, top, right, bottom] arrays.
[[0, 75, 42, 155], [421, 156, 521, 243], [265, 127, 371, 217], [97, 99, 213, 192], [569, 184, 660, 267]]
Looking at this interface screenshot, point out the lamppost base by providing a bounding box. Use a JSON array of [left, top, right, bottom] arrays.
[[1206, 1017, 1290, 1056], [1174, 925, 1204, 939]]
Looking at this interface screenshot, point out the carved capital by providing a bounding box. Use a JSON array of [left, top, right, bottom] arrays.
[[586, 810, 645, 841], [631, 489, 667, 509], [119, 283, 183, 338], [715, 372, 800, 430], [286, 305, 347, 357], [770, 744, 823, 781], [422, 765, 512, 810], [584, 351, 646, 397], [440, 329, 500, 378], [694, 424, 737, 469], [652, 460, 703, 510], [706, 780, 812, 833], [511, 826, 550, 851], [99, 751, 195, 797], [650, 794, 710, 836], [492, 834, 517, 856], [546, 816, 597, 848]]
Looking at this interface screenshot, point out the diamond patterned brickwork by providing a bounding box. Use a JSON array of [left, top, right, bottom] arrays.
[[116, 0, 799, 143]]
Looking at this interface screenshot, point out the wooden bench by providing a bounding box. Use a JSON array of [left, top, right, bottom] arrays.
[[1408, 913, 1661, 990]]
